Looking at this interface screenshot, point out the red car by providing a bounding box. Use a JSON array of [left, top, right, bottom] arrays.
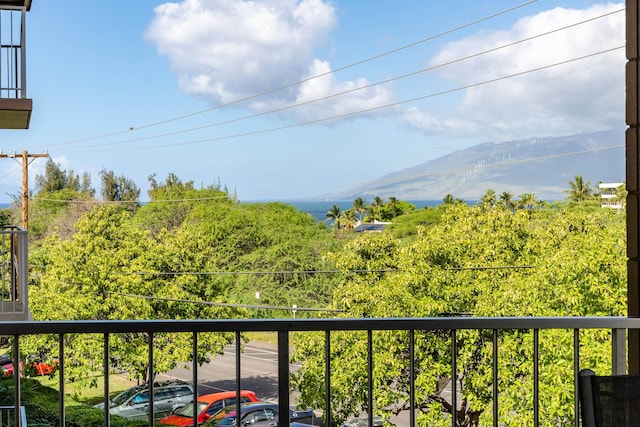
[[160, 390, 258, 426]]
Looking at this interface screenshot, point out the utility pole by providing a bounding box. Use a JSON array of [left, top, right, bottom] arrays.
[[0, 150, 48, 229]]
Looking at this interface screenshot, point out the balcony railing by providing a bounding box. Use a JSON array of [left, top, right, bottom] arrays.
[[0, 317, 637, 427], [0, 5, 31, 129], [0, 227, 28, 321]]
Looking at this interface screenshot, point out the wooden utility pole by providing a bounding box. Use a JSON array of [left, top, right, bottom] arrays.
[[0, 150, 48, 229]]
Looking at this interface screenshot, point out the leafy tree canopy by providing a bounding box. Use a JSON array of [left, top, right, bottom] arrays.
[[292, 204, 626, 427]]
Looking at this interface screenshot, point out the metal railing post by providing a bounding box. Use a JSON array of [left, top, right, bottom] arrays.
[[277, 331, 289, 427], [612, 328, 627, 374]]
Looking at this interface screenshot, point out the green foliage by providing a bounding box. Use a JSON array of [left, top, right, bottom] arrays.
[[27, 204, 243, 386], [0, 377, 146, 426], [34, 159, 93, 196], [386, 206, 442, 238], [100, 169, 141, 207], [292, 204, 626, 427], [27, 179, 342, 385]]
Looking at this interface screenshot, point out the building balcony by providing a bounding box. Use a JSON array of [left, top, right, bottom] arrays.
[[0, 316, 634, 427], [0, 3, 31, 129]]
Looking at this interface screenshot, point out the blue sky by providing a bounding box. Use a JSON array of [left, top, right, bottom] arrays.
[[0, 0, 625, 202]]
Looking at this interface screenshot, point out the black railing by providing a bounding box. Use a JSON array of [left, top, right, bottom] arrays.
[[0, 317, 636, 427], [0, 7, 27, 99]]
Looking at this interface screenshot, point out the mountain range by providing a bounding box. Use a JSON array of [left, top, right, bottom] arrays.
[[336, 129, 625, 201]]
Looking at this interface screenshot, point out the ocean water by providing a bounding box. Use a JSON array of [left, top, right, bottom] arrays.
[[286, 200, 442, 222]]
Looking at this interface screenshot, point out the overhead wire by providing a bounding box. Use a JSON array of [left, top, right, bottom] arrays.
[[63, 46, 624, 152], [39, 0, 538, 149], [60, 7, 624, 151]]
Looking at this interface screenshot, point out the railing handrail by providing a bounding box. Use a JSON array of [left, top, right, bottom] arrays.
[[0, 316, 638, 334]]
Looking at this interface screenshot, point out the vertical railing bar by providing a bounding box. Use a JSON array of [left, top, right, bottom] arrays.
[[492, 329, 498, 427], [103, 333, 110, 427], [409, 330, 415, 427], [58, 333, 65, 426], [192, 332, 198, 427], [324, 331, 331, 427], [18, 231, 27, 318], [19, 8, 25, 98], [12, 335, 18, 427], [573, 329, 580, 427], [236, 331, 242, 416], [533, 329, 539, 427], [277, 331, 290, 427], [451, 329, 457, 427], [367, 329, 373, 427], [148, 332, 154, 427], [9, 10, 12, 97], [612, 328, 626, 375]]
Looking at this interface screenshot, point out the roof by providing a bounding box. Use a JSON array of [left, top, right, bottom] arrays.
[[198, 390, 256, 403], [354, 221, 391, 232]]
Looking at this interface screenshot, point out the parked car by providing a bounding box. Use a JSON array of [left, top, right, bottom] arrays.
[[93, 379, 194, 422], [203, 402, 320, 427], [159, 390, 258, 426]]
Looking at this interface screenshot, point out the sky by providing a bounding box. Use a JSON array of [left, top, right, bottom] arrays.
[[0, 0, 626, 202]]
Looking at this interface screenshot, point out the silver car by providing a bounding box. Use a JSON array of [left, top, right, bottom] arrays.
[[94, 379, 194, 421]]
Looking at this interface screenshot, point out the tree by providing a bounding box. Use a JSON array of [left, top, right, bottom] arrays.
[[498, 191, 514, 210], [517, 192, 536, 210], [371, 196, 385, 221], [34, 159, 85, 194], [26, 204, 245, 386], [292, 204, 625, 426], [443, 194, 455, 205], [614, 183, 627, 208], [565, 175, 594, 202], [340, 209, 358, 231], [100, 169, 140, 209], [326, 205, 341, 230], [353, 197, 367, 223], [480, 189, 496, 210]]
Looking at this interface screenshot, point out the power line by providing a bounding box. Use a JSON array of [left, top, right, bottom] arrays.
[[108, 292, 345, 313], [39, 1, 539, 149], [63, 8, 623, 151], [68, 46, 623, 152], [114, 265, 535, 277]]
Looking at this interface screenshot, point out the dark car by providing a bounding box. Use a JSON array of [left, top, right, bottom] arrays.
[[93, 379, 194, 422], [203, 402, 319, 427]]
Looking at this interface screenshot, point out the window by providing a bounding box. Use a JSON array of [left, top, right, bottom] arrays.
[[206, 401, 224, 416]]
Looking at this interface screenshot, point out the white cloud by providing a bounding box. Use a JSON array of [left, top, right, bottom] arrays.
[[146, 0, 393, 121], [402, 3, 625, 140]]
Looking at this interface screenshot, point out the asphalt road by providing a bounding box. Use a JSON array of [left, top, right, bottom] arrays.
[[155, 342, 411, 427], [156, 341, 295, 401]]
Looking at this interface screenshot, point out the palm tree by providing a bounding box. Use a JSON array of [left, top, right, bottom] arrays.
[[480, 189, 496, 210], [565, 175, 594, 202], [614, 183, 628, 209], [517, 193, 536, 210], [499, 191, 514, 210], [353, 197, 366, 223], [372, 196, 385, 221], [443, 194, 455, 205], [326, 204, 341, 229], [340, 209, 358, 231]]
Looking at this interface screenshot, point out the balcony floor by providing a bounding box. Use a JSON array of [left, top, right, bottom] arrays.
[[0, 98, 32, 129]]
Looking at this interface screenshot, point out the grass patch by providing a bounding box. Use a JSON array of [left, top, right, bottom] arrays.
[[244, 331, 277, 345], [33, 372, 137, 406]]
